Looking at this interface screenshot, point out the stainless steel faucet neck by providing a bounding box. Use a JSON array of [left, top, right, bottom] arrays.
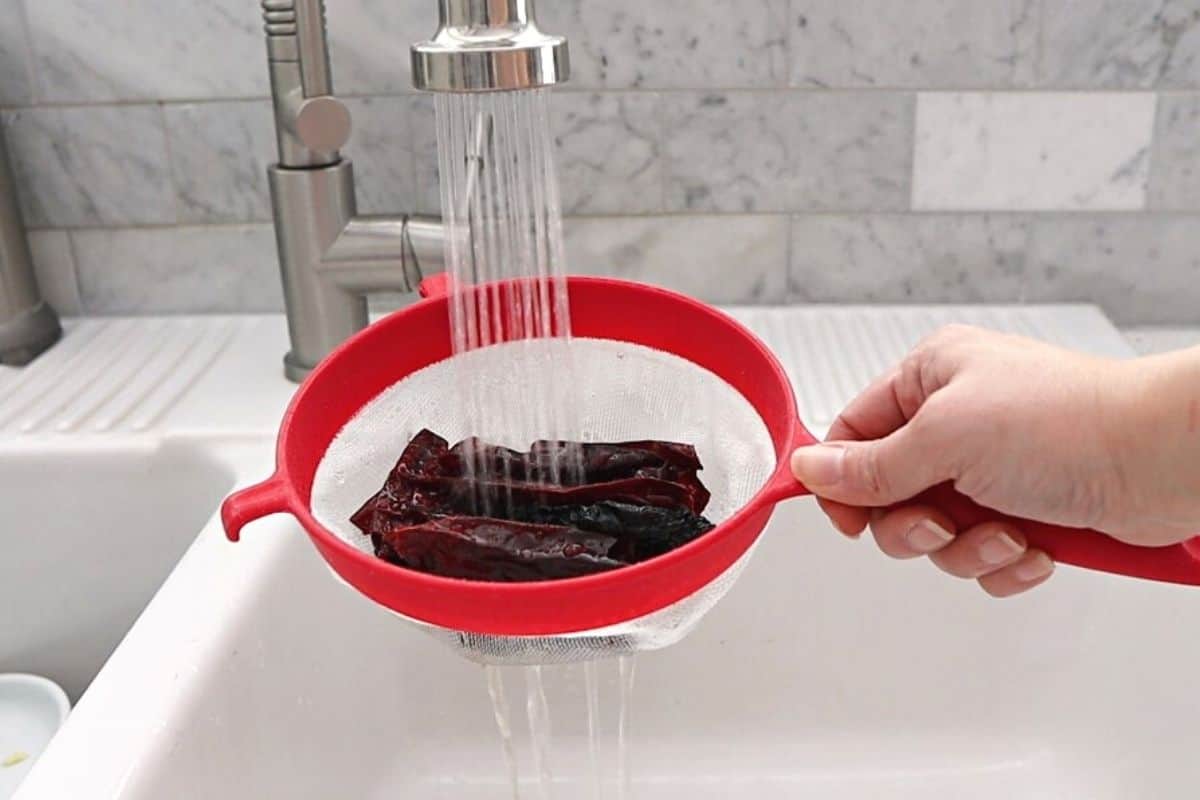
[[262, 0, 445, 382], [262, 0, 347, 169]]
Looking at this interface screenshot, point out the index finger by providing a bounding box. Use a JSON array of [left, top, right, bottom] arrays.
[[818, 366, 913, 535], [824, 366, 911, 444]]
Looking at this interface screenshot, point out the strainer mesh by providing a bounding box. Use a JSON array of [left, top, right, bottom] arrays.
[[311, 337, 776, 664]]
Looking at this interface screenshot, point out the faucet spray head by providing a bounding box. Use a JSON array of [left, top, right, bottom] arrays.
[[411, 0, 569, 92]]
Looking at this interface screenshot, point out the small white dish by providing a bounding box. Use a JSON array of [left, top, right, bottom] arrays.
[[0, 675, 70, 800]]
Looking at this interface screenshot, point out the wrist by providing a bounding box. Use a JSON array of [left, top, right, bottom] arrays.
[[1108, 349, 1200, 532]]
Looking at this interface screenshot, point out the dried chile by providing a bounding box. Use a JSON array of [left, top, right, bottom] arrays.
[[350, 429, 715, 582], [377, 517, 625, 582]]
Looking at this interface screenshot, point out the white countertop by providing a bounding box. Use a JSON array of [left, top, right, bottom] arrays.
[[0, 304, 1137, 444], [1120, 326, 1200, 356]]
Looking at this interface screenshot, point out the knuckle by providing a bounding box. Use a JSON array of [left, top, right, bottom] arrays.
[[857, 444, 891, 499], [929, 549, 983, 579], [894, 353, 927, 416], [871, 524, 911, 559]]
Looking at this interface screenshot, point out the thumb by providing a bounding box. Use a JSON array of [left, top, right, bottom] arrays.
[[790, 426, 955, 506]]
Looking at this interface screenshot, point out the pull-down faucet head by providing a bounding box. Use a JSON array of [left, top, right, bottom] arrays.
[[411, 0, 570, 92]]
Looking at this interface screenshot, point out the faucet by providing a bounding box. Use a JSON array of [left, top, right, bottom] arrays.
[[0, 122, 61, 367], [262, 0, 568, 382]]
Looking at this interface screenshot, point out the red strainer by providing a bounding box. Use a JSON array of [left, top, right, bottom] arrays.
[[222, 277, 1200, 663]]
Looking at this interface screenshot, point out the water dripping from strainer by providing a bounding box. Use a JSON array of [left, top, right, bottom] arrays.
[[481, 660, 639, 799], [485, 665, 520, 800], [616, 656, 636, 800], [584, 662, 602, 800]]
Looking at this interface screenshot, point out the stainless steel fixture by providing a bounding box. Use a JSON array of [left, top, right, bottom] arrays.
[[412, 0, 569, 92], [0, 123, 60, 367], [263, 0, 569, 381], [263, 0, 441, 382]]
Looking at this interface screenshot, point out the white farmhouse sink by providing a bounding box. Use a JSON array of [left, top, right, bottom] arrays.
[[9, 308, 1198, 799], [0, 441, 234, 701]]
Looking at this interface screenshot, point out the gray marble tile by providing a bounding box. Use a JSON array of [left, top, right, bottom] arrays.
[[1150, 93, 1200, 210], [913, 92, 1156, 211], [791, 0, 1038, 88], [662, 91, 913, 213], [1038, 0, 1200, 88], [3, 105, 175, 228], [342, 95, 428, 216], [789, 214, 1029, 303], [28, 230, 82, 315], [350, 90, 665, 220], [562, 214, 788, 303], [407, 91, 667, 219], [26, 0, 266, 102], [1027, 216, 1200, 324], [552, 92, 662, 215], [541, 0, 789, 89], [407, 94, 441, 216], [72, 225, 282, 314], [165, 101, 275, 224], [0, 0, 34, 104], [326, 0, 431, 95]]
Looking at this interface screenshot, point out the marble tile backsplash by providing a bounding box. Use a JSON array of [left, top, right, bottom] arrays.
[[662, 91, 914, 212], [2, 0, 1199, 325], [71, 225, 281, 314], [3, 105, 175, 227], [912, 93, 1157, 211], [789, 215, 1029, 303], [791, 0, 1039, 89]]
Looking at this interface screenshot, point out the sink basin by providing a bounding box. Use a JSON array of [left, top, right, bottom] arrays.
[[12, 307, 1200, 799], [0, 440, 234, 700], [20, 503, 1200, 799]]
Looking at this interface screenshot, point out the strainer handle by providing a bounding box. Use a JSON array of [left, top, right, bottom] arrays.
[[221, 476, 291, 542], [760, 422, 822, 505], [918, 482, 1200, 586]]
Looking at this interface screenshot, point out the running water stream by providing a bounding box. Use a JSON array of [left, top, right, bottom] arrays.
[[435, 88, 583, 515], [483, 661, 639, 800], [435, 85, 638, 799]]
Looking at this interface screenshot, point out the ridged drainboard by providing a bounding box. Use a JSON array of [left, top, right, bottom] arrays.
[[0, 317, 243, 435], [0, 306, 1128, 438], [729, 305, 1130, 434]]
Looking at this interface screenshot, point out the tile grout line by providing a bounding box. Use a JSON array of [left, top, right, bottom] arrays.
[[4, 87, 1200, 114], [782, 0, 794, 95], [1145, 91, 1165, 211], [906, 91, 920, 214], [654, 90, 668, 215], [1022, 211, 1046, 306], [63, 229, 89, 316], [784, 213, 796, 304], [1136, 91, 1158, 214], [24, 208, 1200, 238], [12, 0, 40, 106], [158, 103, 184, 226]]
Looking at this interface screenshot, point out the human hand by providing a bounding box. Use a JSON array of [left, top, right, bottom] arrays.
[[790, 325, 1200, 597]]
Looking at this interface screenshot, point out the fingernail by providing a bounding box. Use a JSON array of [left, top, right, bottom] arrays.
[[791, 446, 845, 488], [979, 531, 1023, 566], [904, 519, 955, 553], [1015, 552, 1055, 583]]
